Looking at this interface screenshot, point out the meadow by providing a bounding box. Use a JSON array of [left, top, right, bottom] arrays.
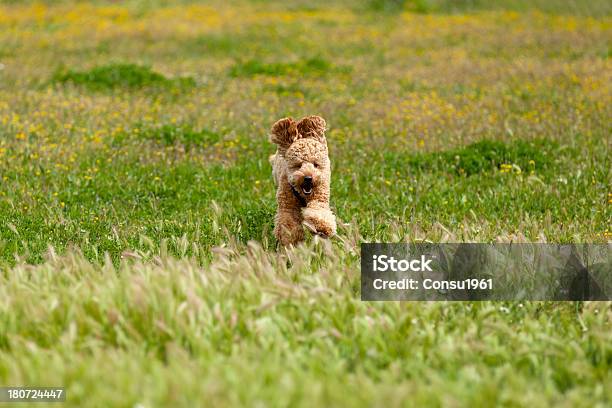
[[0, 0, 610, 406]]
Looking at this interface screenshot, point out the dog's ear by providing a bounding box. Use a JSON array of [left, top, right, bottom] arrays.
[[297, 115, 326, 143], [270, 117, 298, 151]]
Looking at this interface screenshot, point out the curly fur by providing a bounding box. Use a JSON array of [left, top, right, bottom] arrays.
[[270, 115, 337, 246]]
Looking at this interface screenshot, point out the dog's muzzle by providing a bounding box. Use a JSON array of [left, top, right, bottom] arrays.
[[302, 176, 313, 195]]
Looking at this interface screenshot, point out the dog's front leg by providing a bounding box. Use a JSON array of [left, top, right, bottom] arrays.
[[274, 209, 305, 246], [302, 201, 337, 238]]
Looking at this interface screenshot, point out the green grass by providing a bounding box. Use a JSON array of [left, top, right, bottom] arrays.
[[53, 63, 196, 91], [370, 0, 612, 14], [2, 244, 611, 406], [404, 138, 559, 176], [1, 136, 606, 265], [0, 0, 610, 406], [113, 123, 222, 148], [229, 56, 350, 77]]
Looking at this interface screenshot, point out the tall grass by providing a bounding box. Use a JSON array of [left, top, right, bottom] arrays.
[[2, 219, 611, 406]]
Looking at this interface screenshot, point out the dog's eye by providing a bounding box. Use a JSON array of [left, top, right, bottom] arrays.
[[314, 162, 320, 168]]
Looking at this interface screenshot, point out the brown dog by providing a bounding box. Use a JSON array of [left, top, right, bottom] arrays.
[[269, 115, 337, 246]]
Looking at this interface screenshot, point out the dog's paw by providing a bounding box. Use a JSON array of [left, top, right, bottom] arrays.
[[302, 208, 336, 238]]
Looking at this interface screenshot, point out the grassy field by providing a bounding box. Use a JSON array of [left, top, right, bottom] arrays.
[[0, 0, 611, 406]]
